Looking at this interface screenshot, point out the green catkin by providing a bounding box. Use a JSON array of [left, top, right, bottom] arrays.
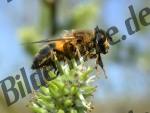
[[29, 59, 97, 113]]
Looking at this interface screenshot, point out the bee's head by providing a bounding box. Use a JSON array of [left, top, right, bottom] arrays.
[[94, 26, 110, 54]]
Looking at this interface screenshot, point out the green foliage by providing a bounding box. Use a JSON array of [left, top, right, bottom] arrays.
[[18, 27, 44, 55], [68, 4, 98, 29], [28, 59, 97, 113], [39, 2, 51, 32]]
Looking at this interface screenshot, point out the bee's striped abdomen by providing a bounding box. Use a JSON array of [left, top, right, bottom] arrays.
[[31, 44, 55, 69]]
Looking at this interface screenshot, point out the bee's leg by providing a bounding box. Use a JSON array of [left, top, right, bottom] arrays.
[[89, 53, 97, 59], [75, 46, 81, 60], [62, 56, 66, 65], [96, 54, 107, 78], [84, 51, 89, 61], [63, 57, 67, 65], [43, 67, 50, 81], [62, 58, 73, 70], [55, 54, 63, 75]]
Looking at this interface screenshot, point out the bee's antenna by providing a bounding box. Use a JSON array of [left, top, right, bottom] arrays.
[[102, 68, 108, 79], [96, 54, 108, 79]]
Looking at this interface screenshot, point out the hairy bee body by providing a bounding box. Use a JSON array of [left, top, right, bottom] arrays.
[[31, 26, 113, 75], [32, 30, 95, 69]]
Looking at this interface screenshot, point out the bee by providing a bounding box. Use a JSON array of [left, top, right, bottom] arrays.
[[31, 26, 114, 76]]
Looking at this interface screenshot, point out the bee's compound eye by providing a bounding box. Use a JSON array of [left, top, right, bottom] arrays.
[[95, 32, 105, 44]]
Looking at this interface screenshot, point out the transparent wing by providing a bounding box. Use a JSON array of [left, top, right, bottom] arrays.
[[22, 30, 76, 45], [21, 37, 75, 45]]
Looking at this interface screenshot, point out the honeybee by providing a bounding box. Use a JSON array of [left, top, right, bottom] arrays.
[[31, 26, 114, 76]]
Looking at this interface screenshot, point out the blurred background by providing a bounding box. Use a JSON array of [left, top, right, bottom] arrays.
[[0, 0, 150, 113]]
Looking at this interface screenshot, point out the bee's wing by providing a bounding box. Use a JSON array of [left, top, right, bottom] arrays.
[[22, 37, 75, 45]]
